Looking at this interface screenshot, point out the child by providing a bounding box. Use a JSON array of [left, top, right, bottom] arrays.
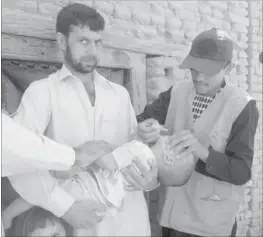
[[3, 136, 196, 236], [5, 206, 72, 237]]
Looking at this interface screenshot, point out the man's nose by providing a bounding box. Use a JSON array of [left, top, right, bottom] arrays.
[[194, 73, 203, 81], [86, 42, 97, 54]]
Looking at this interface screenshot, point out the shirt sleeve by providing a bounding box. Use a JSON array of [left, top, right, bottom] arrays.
[[8, 81, 75, 216], [136, 87, 172, 125], [2, 113, 75, 177], [196, 100, 259, 185], [8, 172, 75, 217]]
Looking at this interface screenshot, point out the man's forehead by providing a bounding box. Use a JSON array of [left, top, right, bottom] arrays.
[[69, 24, 103, 39]]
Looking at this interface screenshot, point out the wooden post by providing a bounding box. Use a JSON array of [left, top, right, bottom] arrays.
[[92, 0, 96, 9]]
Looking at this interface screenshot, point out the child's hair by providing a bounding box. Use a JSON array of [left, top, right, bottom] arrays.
[[7, 206, 73, 237]]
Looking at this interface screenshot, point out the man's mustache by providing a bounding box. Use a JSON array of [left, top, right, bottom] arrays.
[[81, 55, 98, 63]]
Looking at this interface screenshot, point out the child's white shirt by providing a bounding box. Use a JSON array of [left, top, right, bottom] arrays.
[[92, 140, 156, 209]]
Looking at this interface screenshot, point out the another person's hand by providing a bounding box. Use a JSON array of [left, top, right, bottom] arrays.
[[62, 200, 106, 229], [50, 164, 84, 179], [74, 140, 114, 167], [167, 130, 209, 162], [122, 159, 159, 191], [137, 118, 162, 144]]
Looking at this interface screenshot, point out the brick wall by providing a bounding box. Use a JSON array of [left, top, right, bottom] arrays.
[[247, 1, 263, 237], [2, 0, 262, 236]]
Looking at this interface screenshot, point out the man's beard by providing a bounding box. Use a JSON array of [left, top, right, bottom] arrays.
[[65, 46, 98, 74]]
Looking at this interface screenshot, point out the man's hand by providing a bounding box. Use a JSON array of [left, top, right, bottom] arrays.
[[62, 200, 106, 229], [74, 140, 115, 167], [50, 164, 84, 179], [121, 159, 159, 191], [137, 118, 163, 144], [167, 130, 209, 162], [95, 153, 118, 170]]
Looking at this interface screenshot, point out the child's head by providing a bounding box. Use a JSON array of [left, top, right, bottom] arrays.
[[153, 135, 197, 186], [8, 207, 72, 237]]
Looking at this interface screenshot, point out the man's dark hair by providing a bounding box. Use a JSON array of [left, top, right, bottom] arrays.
[[56, 3, 105, 36]]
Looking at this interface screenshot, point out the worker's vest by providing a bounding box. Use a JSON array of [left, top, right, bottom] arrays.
[[158, 80, 253, 236]]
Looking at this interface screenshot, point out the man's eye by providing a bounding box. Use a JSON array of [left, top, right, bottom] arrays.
[[95, 40, 102, 45], [80, 39, 88, 44]]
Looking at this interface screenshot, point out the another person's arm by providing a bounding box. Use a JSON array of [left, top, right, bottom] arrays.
[[196, 100, 259, 185], [2, 113, 75, 177], [136, 87, 172, 124], [8, 81, 76, 217], [136, 88, 172, 144]]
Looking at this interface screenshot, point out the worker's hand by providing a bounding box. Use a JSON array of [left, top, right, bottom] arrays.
[[168, 130, 209, 162], [137, 118, 164, 144]]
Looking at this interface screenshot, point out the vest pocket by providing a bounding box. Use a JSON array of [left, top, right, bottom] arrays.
[[193, 174, 241, 228]]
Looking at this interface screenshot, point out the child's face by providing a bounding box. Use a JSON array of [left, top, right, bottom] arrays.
[[29, 220, 66, 237]]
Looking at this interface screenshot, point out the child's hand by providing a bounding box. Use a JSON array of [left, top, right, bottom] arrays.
[[95, 153, 118, 170], [3, 209, 13, 230]]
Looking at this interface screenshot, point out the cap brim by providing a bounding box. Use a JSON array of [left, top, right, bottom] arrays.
[[179, 55, 227, 76]]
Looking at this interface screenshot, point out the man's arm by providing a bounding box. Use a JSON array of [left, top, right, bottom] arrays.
[[136, 87, 172, 124], [122, 89, 159, 191], [9, 80, 75, 217], [2, 113, 75, 177], [196, 100, 259, 185]]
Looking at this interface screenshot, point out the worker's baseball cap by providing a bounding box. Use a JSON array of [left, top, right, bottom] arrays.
[[179, 28, 234, 76]]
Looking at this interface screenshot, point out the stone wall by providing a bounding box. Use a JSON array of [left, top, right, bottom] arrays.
[[2, 0, 262, 236]]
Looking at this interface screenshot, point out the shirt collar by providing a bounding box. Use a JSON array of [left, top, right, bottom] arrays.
[[57, 64, 108, 88], [57, 64, 74, 81]]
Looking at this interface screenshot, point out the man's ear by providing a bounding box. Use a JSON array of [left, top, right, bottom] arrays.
[[56, 32, 67, 53], [224, 61, 235, 74]]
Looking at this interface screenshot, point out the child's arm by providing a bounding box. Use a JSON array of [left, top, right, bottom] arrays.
[[3, 198, 33, 230]]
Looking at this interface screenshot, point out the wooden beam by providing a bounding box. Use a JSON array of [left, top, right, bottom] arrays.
[[1, 33, 133, 69], [125, 52, 147, 114], [2, 7, 185, 56]]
